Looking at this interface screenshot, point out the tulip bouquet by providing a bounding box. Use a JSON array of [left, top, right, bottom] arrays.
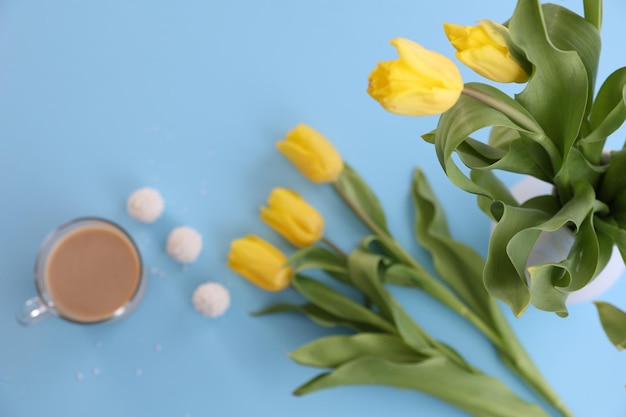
[[368, 0, 626, 346], [227, 124, 577, 417]]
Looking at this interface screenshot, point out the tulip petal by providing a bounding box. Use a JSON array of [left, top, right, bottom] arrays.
[[227, 235, 292, 291], [277, 125, 344, 183], [391, 38, 463, 91], [444, 20, 529, 83], [443, 23, 470, 49], [478, 20, 508, 48], [457, 47, 528, 83], [367, 38, 464, 116], [261, 188, 324, 247]]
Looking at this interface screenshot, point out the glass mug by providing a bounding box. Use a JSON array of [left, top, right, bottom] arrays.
[[18, 217, 147, 325]]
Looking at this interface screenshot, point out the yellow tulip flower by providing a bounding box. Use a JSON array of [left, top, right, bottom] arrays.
[[227, 235, 292, 291], [367, 38, 464, 116], [276, 124, 344, 183], [444, 20, 529, 83], [261, 188, 324, 247]]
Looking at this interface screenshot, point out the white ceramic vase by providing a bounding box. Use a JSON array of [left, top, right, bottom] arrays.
[[508, 176, 624, 304]]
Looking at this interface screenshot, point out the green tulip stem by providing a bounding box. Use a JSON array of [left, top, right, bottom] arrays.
[[332, 179, 504, 344], [332, 181, 389, 238], [321, 236, 347, 259], [332, 177, 574, 417], [462, 86, 543, 134], [492, 314, 575, 417]]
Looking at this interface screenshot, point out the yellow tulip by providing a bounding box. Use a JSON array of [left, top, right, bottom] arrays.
[[276, 124, 344, 183], [261, 188, 324, 247], [367, 38, 464, 116], [444, 20, 529, 83], [227, 235, 292, 291]]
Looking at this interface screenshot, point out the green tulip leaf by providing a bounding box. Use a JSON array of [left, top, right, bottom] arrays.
[[598, 148, 626, 229], [595, 301, 626, 350], [289, 245, 350, 284], [421, 131, 435, 144], [487, 181, 604, 315], [456, 135, 554, 183], [526, 263, 570, 317], [608, 191, 626, 231], [291, 274, 397, 334], [358, 234, 429, 274], [384, 263, 478, 322], [485, 203, 551, 316], [527, 212, 612, 315], [412, 169, 497, 326], [335, 163, 390, 235], [290, 333, 423, 368], [470, 170, 519, 220], [347, 249, 432, 351], [346, 248, 394, 321], [457, 136, 507, 165], [584, 68, 626, 157], [569, 215, 614, 285], [489, 125, 521, 149], [434, 82, 552, 198], [595, 217, 626, 264], [553, 147, 606, 203], [252, 302, 384, 333], [526, 181, 596, 234], [509, 0, 589, 163], [542, 3, 601, 118], [382, 263, 430, 288], [293, 356, 550, 417], [348, 248, 471, 369]]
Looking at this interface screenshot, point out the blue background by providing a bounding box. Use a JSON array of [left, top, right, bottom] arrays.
[[1, 1, 625, 416]]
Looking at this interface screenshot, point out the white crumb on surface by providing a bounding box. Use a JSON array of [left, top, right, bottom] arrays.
[[192, 282, 230, 318], [126, 187, 164, 223], [166, 226, 202, 263]]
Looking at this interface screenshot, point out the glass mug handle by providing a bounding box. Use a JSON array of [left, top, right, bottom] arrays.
[[18, 296, 54, 325]]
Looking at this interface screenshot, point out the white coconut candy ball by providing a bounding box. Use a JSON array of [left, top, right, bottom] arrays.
[[166, 226, 202, 263], [127, 187, 164, 223], [192, 282, 230, 318]]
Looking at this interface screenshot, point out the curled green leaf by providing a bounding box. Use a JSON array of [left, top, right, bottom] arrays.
[[458, 135, 554, 183], [584, 68, 626, 160], [434, 83, 550, 198], [509, 0, 589, 161], [542, 3, 601, 119], [471, 170, 518, 220]]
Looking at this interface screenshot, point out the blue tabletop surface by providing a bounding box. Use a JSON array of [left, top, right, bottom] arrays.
[[1, 1, 626, 416]]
